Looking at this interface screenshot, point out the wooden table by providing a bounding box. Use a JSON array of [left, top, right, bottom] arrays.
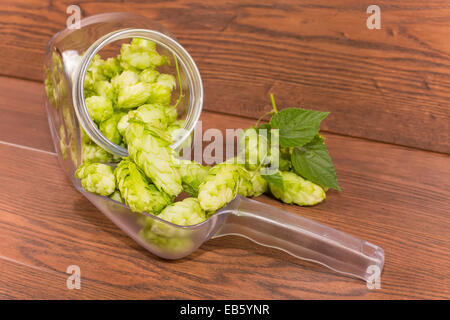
[[0, 0, 449, 299]]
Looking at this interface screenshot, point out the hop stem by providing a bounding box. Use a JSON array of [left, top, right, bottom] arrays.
[[173, 54, 183, 109], [270, 93, 278, 113]]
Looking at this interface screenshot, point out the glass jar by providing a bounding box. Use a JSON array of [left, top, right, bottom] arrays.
[[45, 12, 202, 176], [44, 12, 206, 258]]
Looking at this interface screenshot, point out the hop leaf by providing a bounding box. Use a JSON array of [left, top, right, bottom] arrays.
[[291, 135, 340, 191], [270, 107, 329, 147]]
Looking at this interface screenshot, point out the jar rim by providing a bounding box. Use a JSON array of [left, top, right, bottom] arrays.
[[73, 28, 203, 157]]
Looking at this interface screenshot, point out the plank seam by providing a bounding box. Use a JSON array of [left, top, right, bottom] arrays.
[[0, 140, 57, 156], [0, 254, 64, 278]]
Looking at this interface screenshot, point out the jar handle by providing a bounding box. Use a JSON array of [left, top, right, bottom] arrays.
[[213, 196, 384, 281]]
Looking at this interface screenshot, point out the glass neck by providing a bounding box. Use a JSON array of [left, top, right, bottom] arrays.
[[72, 28, 203, 157]]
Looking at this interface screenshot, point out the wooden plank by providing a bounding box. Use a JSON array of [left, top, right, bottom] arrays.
[[0, 76, 54, 153], [0, 0, 449, 152], [0, 257, 76, 299], [0, 257, 128, 299], [0, 117, 448, 299]]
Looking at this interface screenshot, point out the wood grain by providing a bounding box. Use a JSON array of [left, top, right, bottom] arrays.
[[0, 108, 449, 299], [0, 1, 449, 152], [0, 76, 54, 153], [0, 257, 127, 299]]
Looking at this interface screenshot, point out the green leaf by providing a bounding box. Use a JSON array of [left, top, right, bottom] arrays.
[[261, 171, 284, 191], [291, 135, 340, 191], [256, 123, 271, 132], [270, 108, 329, 147], [254, 123, 272, 145]]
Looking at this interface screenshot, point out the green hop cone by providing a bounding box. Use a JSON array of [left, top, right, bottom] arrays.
[[139, 68, 160, 83], [165, 106, 178, 124], [133, 104, 171, 129], [81, 127, 92, 144], [109, 190, 123, 203], [117, 114, 130, 139], [99, 112, 126, 145], [157, 74, 176, 90], [114, 158, 173, 214], [147, 83, 172, 106], [239, 128, 269, 170], [166, 120, 183, 140], [148, 198, 205, 238], [137, 72, 176, 106], [111, 70, 139, 90], [156, 198, 206, 228], [82, 142, 115, 163], [165, 120, 182, 139], [130, 38, 156, 50], [238, 169, 268, 198], [250, 171, 269, 196], [84, 88, 96, 98], [85, 95, 114, 123], [75, 162, 116, 196], [117, 82, 152, 109], [62, 105, 74, 135], [198, 163, 247, 212], [166, 120, 193, 152], [94, 80, 116, 101], [268, 171, 326, 206], [102, 57, 122, 79], [69, 136, 79, 164], [177, 160, 210, 197], [125, 122, 182, 197], [117, 104, 174, 142], [45, 68, 58, 109], [84, 55, 107, 92], [139, 197, 203, 253], [119, 39, 166, 70], [139, 224, 194, 254]]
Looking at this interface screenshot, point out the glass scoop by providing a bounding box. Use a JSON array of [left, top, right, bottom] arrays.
[[80, 185, 384, 282]]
